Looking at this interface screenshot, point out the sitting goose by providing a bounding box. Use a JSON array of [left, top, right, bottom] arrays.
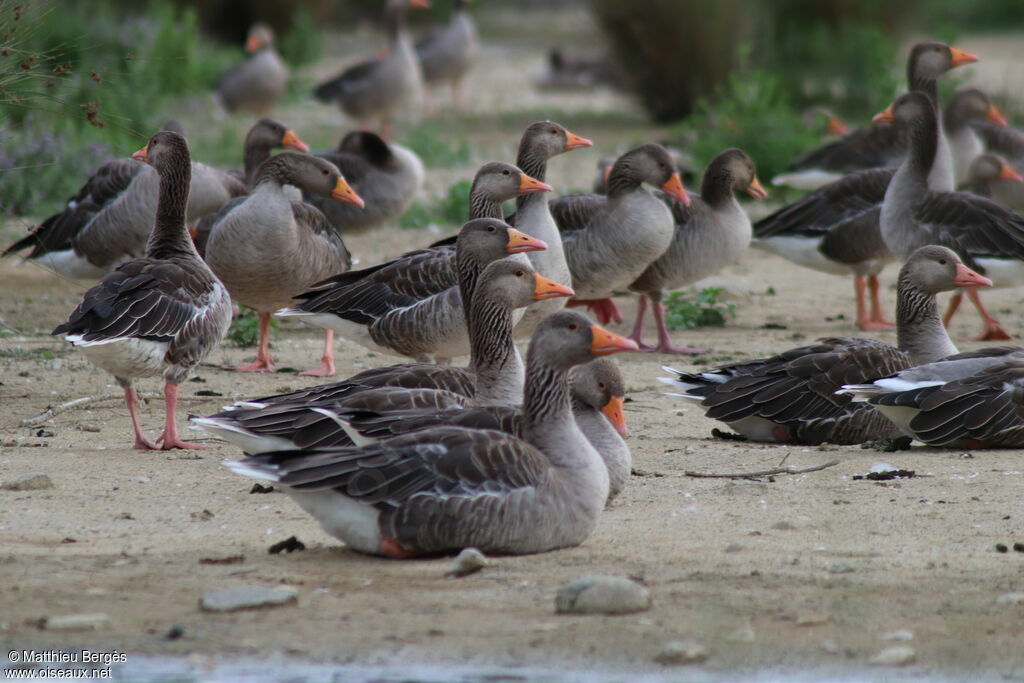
[[944, 87, 1009, 184], [555, 143, 690, 325], [415, 0, 478, 112], [278, 163, 551, 361], [628, 148, 766, 353], [193, 118, 311, 257], [224, 310, 638, 557], [772, 42, 979, 191], [660, 246, 991, 444], [877, 91, 1024, 341], [305, 131, 424, 234], [52, 131, 232, 450], [203, 153, 363, 376], [216, 24, 288, 115], [962, 153, 1024, 211], [313, 0, 428, 139]]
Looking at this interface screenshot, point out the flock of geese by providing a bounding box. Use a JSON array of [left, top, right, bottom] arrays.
[[7, 22, 1024, 558]]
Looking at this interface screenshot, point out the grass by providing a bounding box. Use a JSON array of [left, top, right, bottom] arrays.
[[662, 287, 735, 331], [226, 309, 276, 348], [401, 123, 471, 170], [399, 180, 473, 229]]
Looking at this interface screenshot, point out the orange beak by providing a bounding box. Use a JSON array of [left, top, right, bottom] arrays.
[[518, 172, 553, 194], [245, 34, 262, 53], [281, 129, 310, 152], [745, 176, 768, 200], [589, 324, 639, 355], [661, 172, 690, 206], [999, 162, 1024, 183], [949, 46, 979, 68], [532, 273, 574, 300], [331, 176, 365, 208], [564, 129, 593, 151], [826, 116, 850, 136], [506, 227, 547, 253], [872, 104, 895, 124], [601, 395, 628, 438], [986, 104, 1008, 127], [954, 263, 993, 288], [409, 0, 430, 7], [131, 145, 149, 162]]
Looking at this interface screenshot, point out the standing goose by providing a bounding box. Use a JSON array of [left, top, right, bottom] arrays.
[[305, 131, 424, 234], [944, 87, 1009, 184], [628, 148, 766, 353], [877, 91, 1024, 341], [660, 246, 991, 444], [772, 42, 978, 191], [224, 310, 638, 557], [415, 0, 478, 113], [278, 163, 551, 360], [204, 153, 363, 376], [216, 24, 288, 115], [556, 143, 690, 325], [313, 0, 428, 139], [52, 131, 232, 450], [193, 118, 311, 257], [962, 153, 1024, 211]]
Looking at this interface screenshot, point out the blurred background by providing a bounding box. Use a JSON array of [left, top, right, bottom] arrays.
[[2, 0, 1023, 221]]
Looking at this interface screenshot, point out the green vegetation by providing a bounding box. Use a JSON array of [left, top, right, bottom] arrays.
[[401, 123, 471, 170], [226, 309, 275, 348], [662, 287, 736, 331], [399, 180, 473, 229]]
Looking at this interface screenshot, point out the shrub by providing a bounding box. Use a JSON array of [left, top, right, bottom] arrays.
[[662, 287, 735, 331]]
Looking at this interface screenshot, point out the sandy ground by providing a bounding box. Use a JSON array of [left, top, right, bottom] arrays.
[[2, 10, 1024, 681]]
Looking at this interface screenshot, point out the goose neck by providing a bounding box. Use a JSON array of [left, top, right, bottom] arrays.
[[906, 108, 940, 181], [515, 148, 548, 212], [521, 356, 576, 453], [896, 278, 958, 363], [243, 141, 274, 186], [466, 294, 520, 403], [700, 164, 738, 208], [146, 155, 196, 259]]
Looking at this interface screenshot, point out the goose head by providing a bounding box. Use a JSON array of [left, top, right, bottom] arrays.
[[249, 118, 310, 152], [900, 245, 991, 294], [474, 258, 574, 310], [456, 217, 547, 262], [944, 87, 1007, 130], [571, 358, 628, 437], [707, 147, 767, 200], [473, 161, 552, 201], [245, 24, 276, 53], [966, 153, 1024, 186], [132, 130, 190, 170], [520, 121, 593, 162], [908, 41, 978, 82], [530, 311, 638, 371], [260, 153, 363, 207], [614, 143, 689, 205], [337, 131, 395, 166], [873, 91, 934, 127]]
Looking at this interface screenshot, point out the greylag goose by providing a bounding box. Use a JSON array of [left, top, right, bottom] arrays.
[[216, 24, 288, 115], [193, 118, 311, 257], [660, 246, 991, 444], [840, 346, 1024, 447], [51, 131, 232, 450], [772, 42, 978, 191], [203, 153, 362, 376], [313, 0, 428, 139], [628, 148, 766, 353], [278, 164, 551, 361], [877, 91, 1024, 340], [944, 87, 1009, 184], [555, 143, 690, 325], [223, 310, 637, 557], [305, 131, 424, 234], [962, 153, 1024, 211], [415, 0, 478, 112]]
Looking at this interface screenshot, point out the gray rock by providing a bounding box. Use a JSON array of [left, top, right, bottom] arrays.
[[723, 542, 744, 553], [771, 520, 796, 530], [869, 646, 915, 666], [200, 587, 297, 613], [2, 472, 53, 491], [882, 629, 914, 641], [39, 613, 110, 630], [654, 639, 710, 665], [555, 575, 650, 615], [445, 547, 492, 578], [996, 592, 1024, 606]]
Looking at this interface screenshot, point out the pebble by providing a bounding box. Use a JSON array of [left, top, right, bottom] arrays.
[[828, 562, 855, 574], [555, 575, 650, 615], [132, 476, 151, 484], [996, 592, 1024, 606], [771, 520, 797, 531], [200, 587, 298, 612], [725, 627, 755, 643], [39, 613, 110, 631], [820, 639, 841, 655], [869, 646, 916, 666], [882, 629, 914, 641], [796, 614, 829, 627], [445, 548, 492, 578], [723, 542, 744, 553], [1, 472, 53, 491], [654, 639, 710, 665]]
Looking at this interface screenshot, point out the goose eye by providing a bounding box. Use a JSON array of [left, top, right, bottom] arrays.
[[322, 169, 329, 176], [502, 169, 510, 175], [939, 259, 947, 265], [551, 128, 558, 135], [568, 323, 578, 331], [487, 226, 495, 232], [515, 270, 524, 277], [598, 382, 606, 390]]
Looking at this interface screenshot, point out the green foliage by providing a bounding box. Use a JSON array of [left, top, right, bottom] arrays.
[[278, 8, 324, 68], [401, 123, 471, 170], [399, 180, 473, 229], [662, 287, 735, 331], [227, 309, 275, 348]]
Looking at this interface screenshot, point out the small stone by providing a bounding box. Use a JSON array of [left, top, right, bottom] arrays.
[[268, 536, 305, 554], [132, 476, 151, 483], [821, 639, 841, 655], [796, 614, 829, 627], [724, 542, 744, 553], [2, 473, 53, 491], [190, 509, 214, 522], [771, 520, 796, 531], [869, 646, 916, 666], [39, 613, 110, 631], [654, 639, 710, 665], [996, 543, 1008, 553], [882, 629, 914, 641], [444, 547, 492, 578], [200, 587, 297, 612], [996, 592, 1024, 606], [165, 625, 185, 640], [725, 627, 755, 643], [555, 575, 650, 615], [1015, 543, 1024, 553], [828, 562, 855, 574]]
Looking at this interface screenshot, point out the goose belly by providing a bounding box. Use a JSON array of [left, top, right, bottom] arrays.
[[752, 236, 853, 276], [287, 489, 383, 555], [31, 249, 111, 280], [771, 170, 843, 191], [69, 337, 168, 379]]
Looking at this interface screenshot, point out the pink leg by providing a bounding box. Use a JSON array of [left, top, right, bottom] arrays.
[[124, 385, 158, 450], [565, 298, 624, 325], [225, 312, 275, 372], [299, 329, 337, 377], [653, 300, 705, 354], [867, 274, 896, 328], [856, 275, 895, 331], [156, 382, 212, 450], [943, 291, 963, 327], [966, 288, 1011, 341], [627, 295, 655, 350]]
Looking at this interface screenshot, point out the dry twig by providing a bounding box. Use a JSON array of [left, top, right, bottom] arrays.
[[684, 459, 840, 479], [20, 392, 246, 427]]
